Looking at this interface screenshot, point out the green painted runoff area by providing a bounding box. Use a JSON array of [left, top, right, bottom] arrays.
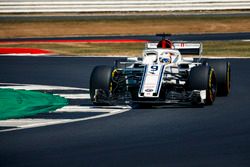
[[0, 88, 68, 120]]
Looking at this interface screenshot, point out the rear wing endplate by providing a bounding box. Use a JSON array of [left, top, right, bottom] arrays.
[[145, 41, 203, 55]]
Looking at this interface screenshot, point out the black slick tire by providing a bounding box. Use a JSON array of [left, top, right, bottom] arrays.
[[188, 65, 217, 105], [204, 59, 231, 96], [89, 65, 113, 105]]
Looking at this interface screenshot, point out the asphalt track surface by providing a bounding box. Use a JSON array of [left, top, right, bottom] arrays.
[[0, 56, 250, 167], [1, 32, 250, 42]]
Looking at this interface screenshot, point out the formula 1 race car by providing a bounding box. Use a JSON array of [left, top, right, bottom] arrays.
[[89, 34, 231, 107]]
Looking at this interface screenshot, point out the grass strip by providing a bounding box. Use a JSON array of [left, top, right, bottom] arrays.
[[0, 15, 250, 38], [0, 88, 68, 120], [0, 40, 249, 57], [203, 41, 250, 57]]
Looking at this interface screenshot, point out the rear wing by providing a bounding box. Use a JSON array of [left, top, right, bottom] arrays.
[[145, 41, 203, 55]]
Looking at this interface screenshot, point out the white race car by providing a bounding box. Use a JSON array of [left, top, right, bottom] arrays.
[[89, 34, 231, 107]]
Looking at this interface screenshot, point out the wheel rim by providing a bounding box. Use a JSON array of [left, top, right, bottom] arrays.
[[211, 72, 217, 98], [207, 69, 217, 103]]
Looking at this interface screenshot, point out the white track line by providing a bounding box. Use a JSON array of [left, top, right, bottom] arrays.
[[56, 105, 131, 112], [21, 109, 129, 129], [0, 83, 89, 91], [0, 109, 129, 132], [55, 93, 90, 99], [56, 105, 114, 112]]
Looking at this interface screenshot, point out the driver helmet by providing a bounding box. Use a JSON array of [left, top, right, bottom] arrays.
[[159, 52, 172, 64]]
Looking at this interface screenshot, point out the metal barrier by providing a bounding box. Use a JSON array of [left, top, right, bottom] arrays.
[[0, 0, 250, 13]]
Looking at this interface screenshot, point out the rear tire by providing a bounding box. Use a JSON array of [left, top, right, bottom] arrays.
[[188, 65, 217, 105], [89, 66, 113, 105], [204, 60, 231, 96]]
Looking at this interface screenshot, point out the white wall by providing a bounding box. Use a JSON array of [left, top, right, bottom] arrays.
[[0, 0, 250, 13]]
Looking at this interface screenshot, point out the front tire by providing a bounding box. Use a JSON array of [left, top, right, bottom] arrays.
[[204, 60, 231, 96], [188, 65, 217, 105], [89, 66, 113, 105]]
